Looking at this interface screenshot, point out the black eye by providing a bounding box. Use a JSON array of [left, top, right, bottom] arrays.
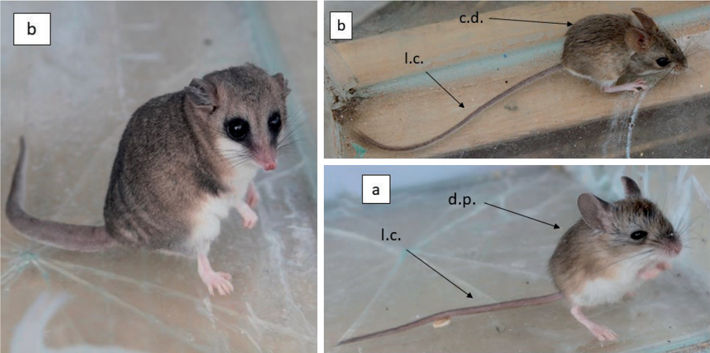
[[268, 112, 282, 133], [224, 118, 250, 142], [656, 57, 670, 67], [630, 230, 648, 240]]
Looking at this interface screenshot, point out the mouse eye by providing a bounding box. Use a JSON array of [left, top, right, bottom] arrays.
[[630, 230, 648, 240], [656, 57, 671, 67], [268, 112, 282, 134], [224, 118, 250, 142]]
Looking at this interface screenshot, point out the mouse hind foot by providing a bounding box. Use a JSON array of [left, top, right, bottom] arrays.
[[603, 79, 648, 93], [197, 254, 234, 296], [570, 305, 618, 342]]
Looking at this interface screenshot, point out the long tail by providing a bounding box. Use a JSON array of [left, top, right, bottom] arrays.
[[354, 63, 564, 152], [337, 292, 563, 345], [5, 137, 116, 252]]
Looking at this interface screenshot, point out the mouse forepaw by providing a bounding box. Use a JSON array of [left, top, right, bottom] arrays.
[[236, 202, 259, 229], [657, 261, 671, 271], [246, 183, 260, 208]]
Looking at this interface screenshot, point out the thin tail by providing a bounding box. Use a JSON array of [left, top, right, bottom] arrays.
[[5, 137, 116, 252], [337, 292, 563, 345], [354, 63, 564, 152]]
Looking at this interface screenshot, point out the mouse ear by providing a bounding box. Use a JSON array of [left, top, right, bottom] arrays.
[[625, 27, 652, 52], [273, 73, 290, 99], [185, 78, 217, 114], [621, 176, 642, 199], [631, 8, 659, 33], [578, 193, 614, 232]]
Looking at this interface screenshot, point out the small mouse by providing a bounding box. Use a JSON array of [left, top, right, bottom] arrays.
[[338, 176, 681, 345], [355, 8, 688, 151], [5, 64, 290, 296]]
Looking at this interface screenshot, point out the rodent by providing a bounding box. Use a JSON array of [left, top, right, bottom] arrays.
[[338, 176, 682, 345], [354, 8, 688, 152], [5, 64, 290, 296]]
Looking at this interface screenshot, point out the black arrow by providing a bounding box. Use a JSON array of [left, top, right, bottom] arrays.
[[406, 249, 473, 298], [484, 202, 560, 229], [489, 17, 573, 27], [425, 71, 465, 108]]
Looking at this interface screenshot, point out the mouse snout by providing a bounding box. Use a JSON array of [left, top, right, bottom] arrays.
[[673, 63, 687, 73], [664, 233, 682, 256], [263, 161, 277, 171], [670, 238, 682, 255], [253, 149, 277, 171]]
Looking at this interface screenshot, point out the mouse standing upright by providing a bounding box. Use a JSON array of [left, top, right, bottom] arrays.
[[338, 176, 682, 344], [6, 64, 290, 296], [356, 8, 688, 151]]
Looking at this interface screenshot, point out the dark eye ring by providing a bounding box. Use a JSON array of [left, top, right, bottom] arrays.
[[224, 118, 249, 142], [656, 57, 671, 67], [268, 112, 282, 133], [630, 230, 648, 240]]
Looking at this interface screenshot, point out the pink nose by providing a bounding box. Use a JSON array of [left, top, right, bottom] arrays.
[[263, 161, 277, 171]]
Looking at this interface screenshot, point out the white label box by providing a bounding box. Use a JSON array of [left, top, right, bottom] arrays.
[[330, 11, 352, 40], [362, 174, 391, 204], [14, 13, 51, 46]]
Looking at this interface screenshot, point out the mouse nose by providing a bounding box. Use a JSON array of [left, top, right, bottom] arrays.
[[263, 161, 277, 171]]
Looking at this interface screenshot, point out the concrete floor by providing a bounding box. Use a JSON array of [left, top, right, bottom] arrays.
[[325, 166, 710, 352], [1, 2, 315, 353]]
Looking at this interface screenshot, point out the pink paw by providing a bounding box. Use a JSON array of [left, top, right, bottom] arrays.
[[590, 324, 618, 342], [639, 261, 670, 280], [246, 184, 260, 208], [201, 271, 234, 296], [632, 79, 648, 91], [640, 268, 662, 280], [240, 207, 258, 229]]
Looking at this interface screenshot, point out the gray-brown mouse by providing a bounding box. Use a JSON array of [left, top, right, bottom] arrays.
[[5, 64, 290, 296], [338, 176, 681, 345], [355, 8, 688, 152]]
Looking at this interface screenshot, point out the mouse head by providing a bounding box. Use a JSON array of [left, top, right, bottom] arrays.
[[577, 176, 681, 259], [625, 8, 687, 75], [185, 64, 290, 171]]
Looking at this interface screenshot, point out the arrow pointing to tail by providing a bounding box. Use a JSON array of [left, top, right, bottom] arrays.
[[425, 71, 465, 108], [406, 249, 473, 298]]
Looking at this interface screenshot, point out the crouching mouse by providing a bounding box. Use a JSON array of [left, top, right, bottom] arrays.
[[6, 64, 290, 296]]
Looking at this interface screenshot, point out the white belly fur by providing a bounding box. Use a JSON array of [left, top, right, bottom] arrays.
[[571, 255, 662, 307], [187, 164, 259, 256]]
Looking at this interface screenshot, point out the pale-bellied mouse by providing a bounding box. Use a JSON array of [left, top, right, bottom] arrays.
[[355, 8, 688, 152], [5, 64, 290, 296], [338, 176, 681, 345]]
